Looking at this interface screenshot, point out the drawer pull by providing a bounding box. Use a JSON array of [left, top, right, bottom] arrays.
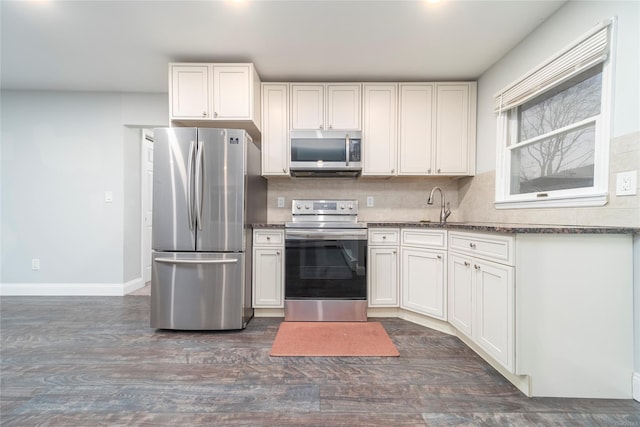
[[469, 243, 477, 249], [266, 236, 271, 240], [382, 235, 387, 239]]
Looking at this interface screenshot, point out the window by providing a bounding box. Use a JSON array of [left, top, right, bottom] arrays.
[[495, 20, 613, 208]]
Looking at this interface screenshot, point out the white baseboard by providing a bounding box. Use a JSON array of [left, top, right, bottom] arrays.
[[123, 277, 145, 295], [1, 279, 144, 296], [633, 372, 640, 402]]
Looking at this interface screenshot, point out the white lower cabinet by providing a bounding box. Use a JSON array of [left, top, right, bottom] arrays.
[[400, 247, 446, 319], [399, 229, 447, 320], [252, 229, 284, 308], [367, 229, 399, 307], [448, 231, 515, 372]]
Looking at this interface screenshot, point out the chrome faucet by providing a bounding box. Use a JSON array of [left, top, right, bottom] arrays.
[[427, 187, 451, 223]]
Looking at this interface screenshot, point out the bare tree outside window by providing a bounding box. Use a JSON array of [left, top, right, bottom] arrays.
[[509, 66, 602, 195]]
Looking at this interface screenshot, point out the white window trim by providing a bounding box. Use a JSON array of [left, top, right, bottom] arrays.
[[494, 18, 615, 210]]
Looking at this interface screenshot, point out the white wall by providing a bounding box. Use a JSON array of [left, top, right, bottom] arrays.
[[0, 90, 168, 294]]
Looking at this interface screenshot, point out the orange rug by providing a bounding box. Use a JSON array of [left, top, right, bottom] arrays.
[[269, 321, 400, 357]]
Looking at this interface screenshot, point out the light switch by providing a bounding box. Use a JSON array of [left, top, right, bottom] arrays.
[[105, 191, 113, 203], [277, 197, 285, 208]]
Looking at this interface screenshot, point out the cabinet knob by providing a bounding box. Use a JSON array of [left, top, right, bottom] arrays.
[[469, 243, 477, 249], [393, 250, 397, 254], [266, 236, 271, 241], [474, 264, 481, 270], [382, 236, 387, 239], [319, 125, 323, 130], [391, 169, 395, 174], [214, 112, 218, 118], [329, 125, 333, 129], [283, 168, 286, 173], [437, 255, 442, 259], [276, 251, 281, 255], [428, 168, 432, 174], [464, 261, 470, 267], [202, 111, 207, 117], [437, 168, 441, 173]]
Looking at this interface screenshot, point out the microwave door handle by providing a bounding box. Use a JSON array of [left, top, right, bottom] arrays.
[[345, 134, 350, 167]]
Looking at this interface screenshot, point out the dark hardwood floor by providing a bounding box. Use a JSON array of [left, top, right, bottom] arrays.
[[1, 296, 639, 426]]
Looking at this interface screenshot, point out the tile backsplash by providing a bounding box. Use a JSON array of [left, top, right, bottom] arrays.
[[267, 177, 461, 223]]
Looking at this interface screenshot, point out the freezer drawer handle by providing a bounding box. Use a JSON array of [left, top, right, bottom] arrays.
[[155, 258, 238, 265]]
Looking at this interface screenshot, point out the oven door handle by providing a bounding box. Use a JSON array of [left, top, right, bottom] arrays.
[[285, 229, 367, 240]]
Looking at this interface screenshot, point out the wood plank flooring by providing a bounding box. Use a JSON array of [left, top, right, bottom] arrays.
[[1, 296, 639, 426]]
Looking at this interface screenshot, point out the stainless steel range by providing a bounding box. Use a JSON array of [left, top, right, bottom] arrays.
[[284, 199, 367, 322]]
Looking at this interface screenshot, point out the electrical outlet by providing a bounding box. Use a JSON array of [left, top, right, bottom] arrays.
[[616, 171, 637, 196], [31, 259, 40, 271], [366, 196, 374, 207], [104, 191, 113, 203], [277, 197, 285, 208]]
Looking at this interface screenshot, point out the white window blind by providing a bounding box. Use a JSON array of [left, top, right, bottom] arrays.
[[494, 20, 612, 114]]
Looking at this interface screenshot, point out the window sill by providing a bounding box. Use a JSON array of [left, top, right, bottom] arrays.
[[494, 193, 608, 209]]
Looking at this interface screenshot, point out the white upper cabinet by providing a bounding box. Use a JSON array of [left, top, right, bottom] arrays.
[[291, 83, 361, 131], [362, 84, 398, 176], [398, 84, 434, 175], [168, 63, 261, 141], [435, 83, 476, 175], [212, 65, 251, 119], [170, 65, 210, 119], [290, 84, 324, 130], [326, 84, 361, 130], [398, 82, 476, 176], [261, 83, 290, 176]]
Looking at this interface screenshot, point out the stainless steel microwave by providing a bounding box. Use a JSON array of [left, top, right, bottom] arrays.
[[289, 130, 362, 177]]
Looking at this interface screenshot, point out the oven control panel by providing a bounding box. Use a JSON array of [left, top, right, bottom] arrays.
[[291, 199, 358, 215]]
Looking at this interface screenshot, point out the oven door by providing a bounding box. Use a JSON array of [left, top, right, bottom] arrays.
[[285, 228, 367, 300]]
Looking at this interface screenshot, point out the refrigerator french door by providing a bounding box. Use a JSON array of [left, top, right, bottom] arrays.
[[150, 127, 252, 330]]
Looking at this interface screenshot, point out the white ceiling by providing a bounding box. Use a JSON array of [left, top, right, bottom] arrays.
[[1, 0, 567, 93]]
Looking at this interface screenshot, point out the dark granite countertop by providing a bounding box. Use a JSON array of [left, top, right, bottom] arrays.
[[252, 222, 637, 234], [366, 222, 638, 234], [252, 223, 286, 229]]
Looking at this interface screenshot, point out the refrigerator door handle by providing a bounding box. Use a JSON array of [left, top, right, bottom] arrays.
[[155, 258, 239, 265], [187, 140, 196, 230], [194, 140, 204, 231]]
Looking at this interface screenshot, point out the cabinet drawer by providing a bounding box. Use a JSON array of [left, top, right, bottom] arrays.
[[368, 229, 399, 245], [401, 229, 446, 249], [253, 229, 284, 246], [449, 231, 514, 265]]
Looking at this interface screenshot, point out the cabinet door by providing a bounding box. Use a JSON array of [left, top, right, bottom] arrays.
[[212, 65, 251, 119], [435, 84, 470, 175], [252, 248, 284, 307], [291, 84, 324, 130], [362, 84, 397, 176], [326, 84, 361, 130], [448, 253, 473, 337], [474, 260, 514, 371], [170, 65, 210, 119], [400, 247, 446, 319], [398, 84, 434, 175], [261, 84, 289, 176], [368, 247, 399, 307]]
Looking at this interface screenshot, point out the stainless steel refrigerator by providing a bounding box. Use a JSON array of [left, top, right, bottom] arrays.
[[150, 127, 266, 330]]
